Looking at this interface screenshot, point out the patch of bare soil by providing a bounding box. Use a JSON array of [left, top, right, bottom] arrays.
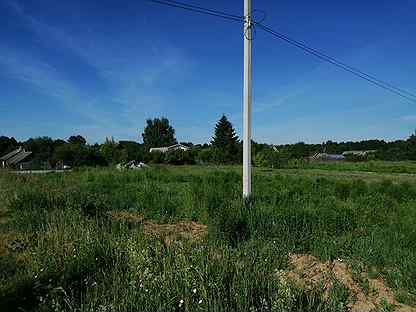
[[284, 254, 416, 312], [143, 221, 208, 247], [0, 232, 28, 257], [108, 211, 208, 246]]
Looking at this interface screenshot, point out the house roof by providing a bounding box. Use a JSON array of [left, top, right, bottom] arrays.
[[167, 143, 189, 150], [311, 153, 345, 160], [0, 147, 22, 161], [342, 150, 377, 156], [5, 150, 32, 165], [150, 143, 190, 152], [7, 151, 32, 165]]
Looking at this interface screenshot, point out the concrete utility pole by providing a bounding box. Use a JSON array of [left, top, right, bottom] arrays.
[[243, 0, 252, 198]]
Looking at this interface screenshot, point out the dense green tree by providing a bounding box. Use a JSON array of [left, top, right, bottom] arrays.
[[165, 150, 195, 165], [68, 135, 87, 145], [142, 117, 177, 149], [54, 144, 106, 167], [406, 131, 416, 160], [118, 141, 145, 161], [0, 136, 18, 156], [54, 139, 66, 148], [211, 115, 240, 163], [23, 137, 55, 164], [100, 137, 122, 164]]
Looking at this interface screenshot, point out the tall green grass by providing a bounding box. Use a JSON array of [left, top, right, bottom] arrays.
[[295, 160, 416, 174], [1, 167, 416, 311]]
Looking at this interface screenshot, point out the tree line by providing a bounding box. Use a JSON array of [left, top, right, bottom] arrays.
[[0, 115, 240, 168], [1, 115, 416, 169]]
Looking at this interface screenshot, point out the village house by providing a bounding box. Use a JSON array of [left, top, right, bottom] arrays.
[[0, 147, 33, 169], [309, 152, 345, 161], [342, 150, 377, 157], [149, 143, 190, 153]]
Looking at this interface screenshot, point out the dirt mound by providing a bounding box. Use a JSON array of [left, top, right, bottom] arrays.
[[143, 221, 208, 246], [284, 254, 416, 312]]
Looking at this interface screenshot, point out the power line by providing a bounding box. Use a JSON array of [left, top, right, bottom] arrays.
[[145, 0, 243, 22], [144, 0, 416, 103], [154, 0, 242, 19], [255, 23, 416, 103]]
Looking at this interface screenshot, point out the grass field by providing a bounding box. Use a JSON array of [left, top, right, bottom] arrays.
[[1, 164, 416, 311], [295, 160, 416, 175]]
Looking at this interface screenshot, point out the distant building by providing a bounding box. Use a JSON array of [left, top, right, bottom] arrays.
[[149, 143, 190, 153], [310, 153, 345, 161], [0, 147, 33, 169], [342, 150, 377, 157]]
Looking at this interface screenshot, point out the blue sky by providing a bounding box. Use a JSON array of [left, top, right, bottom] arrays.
[[1, 0, 415, 144]]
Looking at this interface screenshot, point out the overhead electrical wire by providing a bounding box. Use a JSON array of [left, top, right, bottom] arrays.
[[255, 23, 416, 103], [144, 0, 416, 103], [145, 0, 243, 22]]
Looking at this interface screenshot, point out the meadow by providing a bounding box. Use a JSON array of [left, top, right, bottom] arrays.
[[297, 160, 416, 175], [1, 165, 416, 312]]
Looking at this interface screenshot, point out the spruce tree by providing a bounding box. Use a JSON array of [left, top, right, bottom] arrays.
[[211, 115, 239, 163]]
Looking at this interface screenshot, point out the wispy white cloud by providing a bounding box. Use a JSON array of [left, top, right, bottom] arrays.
[[3, 0, 194, 142], [0, 46, 116, 133], [1, 49, 77, 102]]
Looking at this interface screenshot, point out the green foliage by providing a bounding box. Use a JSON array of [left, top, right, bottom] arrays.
[[0, 136, 18, 156], [211, 115, 240, 163], [211, 202, 251, 247], [165, 150, 195, 165], [254, 148, 291, 168], [54, 143, 106, 167], [299, 160, 416, 174], [67, 135, 86, 145], [118, 141, 145, 161], [2, 162, 416, 311], [23, 137, 55, 165], [100, 137, 122, 165], [196, 148, 213, 164], [148, 151, 165, 164], [142, 117, 177, 149]]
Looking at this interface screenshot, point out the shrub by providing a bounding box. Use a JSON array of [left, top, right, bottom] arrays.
[[254, 149, 291, 168], [165, 150, 195, 165], [149, 151, 165, 164], [210, 202, 251, 247]]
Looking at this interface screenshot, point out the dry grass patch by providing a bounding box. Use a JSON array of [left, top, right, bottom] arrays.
[[108, 211, 144, 226], [143, 221, 208, 246], [284, 253, 416, 312], [108, 210, 208, 246], [0, 232, 28, 257]]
